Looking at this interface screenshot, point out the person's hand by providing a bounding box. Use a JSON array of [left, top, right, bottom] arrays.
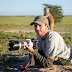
[[25, 45, 35, 53]]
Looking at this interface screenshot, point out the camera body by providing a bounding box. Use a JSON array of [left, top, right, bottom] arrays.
[[9, 39, 38, 50]]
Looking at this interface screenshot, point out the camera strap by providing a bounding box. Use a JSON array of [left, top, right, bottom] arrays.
[[21, 55, 32, 71]]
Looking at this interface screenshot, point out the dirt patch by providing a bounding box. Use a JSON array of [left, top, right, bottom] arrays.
[[25, 65, 72, 72], [0, 29, 35, 33], [0, 29, 72, 72], [0, 54, 72, 72], [0, 29, 71, 34]]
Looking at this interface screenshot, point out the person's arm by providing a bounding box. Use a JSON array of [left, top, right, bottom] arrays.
[[33, 50, 54, 68], [38, 50, 45, 57], [38, 50, 55, 60], [48, 56, 55, 60], [25, 46, 54, 68]]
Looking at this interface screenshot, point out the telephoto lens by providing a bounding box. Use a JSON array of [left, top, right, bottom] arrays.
[[9, 40, 27, 51], [8, 39, 38, 51]]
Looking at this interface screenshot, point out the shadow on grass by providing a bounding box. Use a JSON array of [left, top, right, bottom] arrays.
[[0, 54, 30, 72], [0, 54, 72, 72]]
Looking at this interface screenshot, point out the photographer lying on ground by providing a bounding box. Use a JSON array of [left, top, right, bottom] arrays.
[[25, 15, 72, 68]]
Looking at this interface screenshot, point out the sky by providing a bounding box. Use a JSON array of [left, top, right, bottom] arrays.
[[0, 0, 72, 16]]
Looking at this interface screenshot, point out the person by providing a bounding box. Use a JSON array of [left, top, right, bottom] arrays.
[[25, 15, 72, 68]]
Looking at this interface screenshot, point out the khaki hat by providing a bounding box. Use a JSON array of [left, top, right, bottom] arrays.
[[30, 15, 49, 25]]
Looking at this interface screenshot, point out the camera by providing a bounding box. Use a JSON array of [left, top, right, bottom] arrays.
[[9, 39, 38, 51]]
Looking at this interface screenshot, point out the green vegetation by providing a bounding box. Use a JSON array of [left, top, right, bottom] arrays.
[[61, 33, 72, 47], [54, 16, 72, 33], [0, 16, 72, 32], [0, 54, 25, 71], [0, 15, 72, 55], [0, 32, 37, 54], [0, 16, 72, 71], [0, 16, 35, 30], [0, 31, 37, 71], [43, 4, 63, 23]]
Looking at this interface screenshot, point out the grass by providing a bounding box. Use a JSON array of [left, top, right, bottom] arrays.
[[0, 16, 72, 32], [0, 54, 26, 71], [0, 32, 37, 54], [0, 31, 37, 71], [0, 16, 35, 30], [54, 16, 72, 32], [0, 16, 72, 71], [0, 15, 72, 55], [61, 33, 72, 47]]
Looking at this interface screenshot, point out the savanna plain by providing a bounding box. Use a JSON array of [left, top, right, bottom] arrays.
[[0, 16, 72, 72]]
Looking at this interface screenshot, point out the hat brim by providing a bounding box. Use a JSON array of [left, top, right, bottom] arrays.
[[30, 21, 45, 25], [30, 22, 34, 25]]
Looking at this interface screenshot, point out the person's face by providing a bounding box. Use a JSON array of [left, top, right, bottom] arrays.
[[34, 23, 49, 37]]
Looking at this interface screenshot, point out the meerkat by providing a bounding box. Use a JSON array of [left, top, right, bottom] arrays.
[[44, 7, 54, 31]]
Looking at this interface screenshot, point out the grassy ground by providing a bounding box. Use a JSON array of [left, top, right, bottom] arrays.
[[0, 16, 72, 32], [0, 31, 37, 71], [0, 16, 35, 30], [0, 16, 72, 56], [0, 16, 72, 71], [0, 16, 72, 53], [54, 16, 72, 33]]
